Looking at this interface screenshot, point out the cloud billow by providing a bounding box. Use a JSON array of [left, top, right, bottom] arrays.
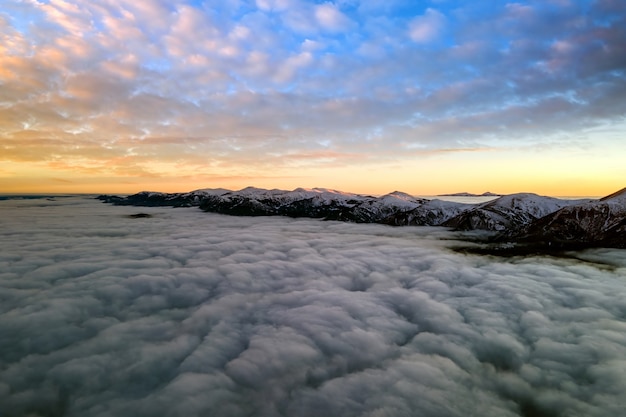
[[1, 197, 626, 416]]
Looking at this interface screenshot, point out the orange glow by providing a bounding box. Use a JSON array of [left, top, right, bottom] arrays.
[[1, 151, 622, 197]]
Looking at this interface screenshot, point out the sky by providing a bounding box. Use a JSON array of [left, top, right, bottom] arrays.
[[1, 0, 625, 196], [1, 196, 626, 416]]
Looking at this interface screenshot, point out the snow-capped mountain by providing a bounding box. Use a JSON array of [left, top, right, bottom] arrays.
[[98, 188, 229, 207], [442, 193, 590, 232], [512, 187, 626, 248], [197, 188, 429, 222], [98, 186, 626, 249], [98, 187, 469, 225], [382, 198, 471, 226]]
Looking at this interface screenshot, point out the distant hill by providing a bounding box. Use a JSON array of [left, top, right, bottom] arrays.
[[438, 191, 501, 197]]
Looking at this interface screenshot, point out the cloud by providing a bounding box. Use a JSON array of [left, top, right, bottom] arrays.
[[314, 3, 354, 33], [39, 0, 92, 36], [1, 197, 626, 416], [408, 8, 446, 43], [273, 51, 313, 83], [256, 0, 292, 13], [1, 1, 625, 189]]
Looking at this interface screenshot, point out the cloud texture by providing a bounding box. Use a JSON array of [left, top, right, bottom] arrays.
[[1, 1, 625, 193], [1, 197, 626, 416]]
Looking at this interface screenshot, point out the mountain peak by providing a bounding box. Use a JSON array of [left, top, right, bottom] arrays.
[[382, 191, 417, 200]]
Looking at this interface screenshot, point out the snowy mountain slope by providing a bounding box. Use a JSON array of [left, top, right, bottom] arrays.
[[382, 199, 470, 226], [345, 192, 428, 223], [198, 187, 367, 219], [96, 189, 230, 207], [98, 187, 444, 223], [442, 193, 590, 232], [513, 188, 626, 248], [197, 188, 428, 222], [599, 186, 626, 207]]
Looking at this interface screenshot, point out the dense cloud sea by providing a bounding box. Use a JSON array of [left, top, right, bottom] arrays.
[[1, 196, 625, 417]]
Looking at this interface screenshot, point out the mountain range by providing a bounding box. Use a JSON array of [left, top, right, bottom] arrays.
[[98, 186, 626, 250]]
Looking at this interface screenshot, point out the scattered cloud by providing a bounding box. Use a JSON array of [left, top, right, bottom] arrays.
[[408, 8, 446, 43], [1, 197, 625, 416], [314, 3, 354, 33], [0, 1, 625, 192]]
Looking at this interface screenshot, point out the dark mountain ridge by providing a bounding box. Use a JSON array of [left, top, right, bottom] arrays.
[[508, 187, 626, 249], [97, 187, 626, 250]]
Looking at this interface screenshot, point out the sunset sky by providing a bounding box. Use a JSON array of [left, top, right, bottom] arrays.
[[1, 0, 625, 196]]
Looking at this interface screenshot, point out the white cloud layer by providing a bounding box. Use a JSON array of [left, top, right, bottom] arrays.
[[1, 196, 626, 416]]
